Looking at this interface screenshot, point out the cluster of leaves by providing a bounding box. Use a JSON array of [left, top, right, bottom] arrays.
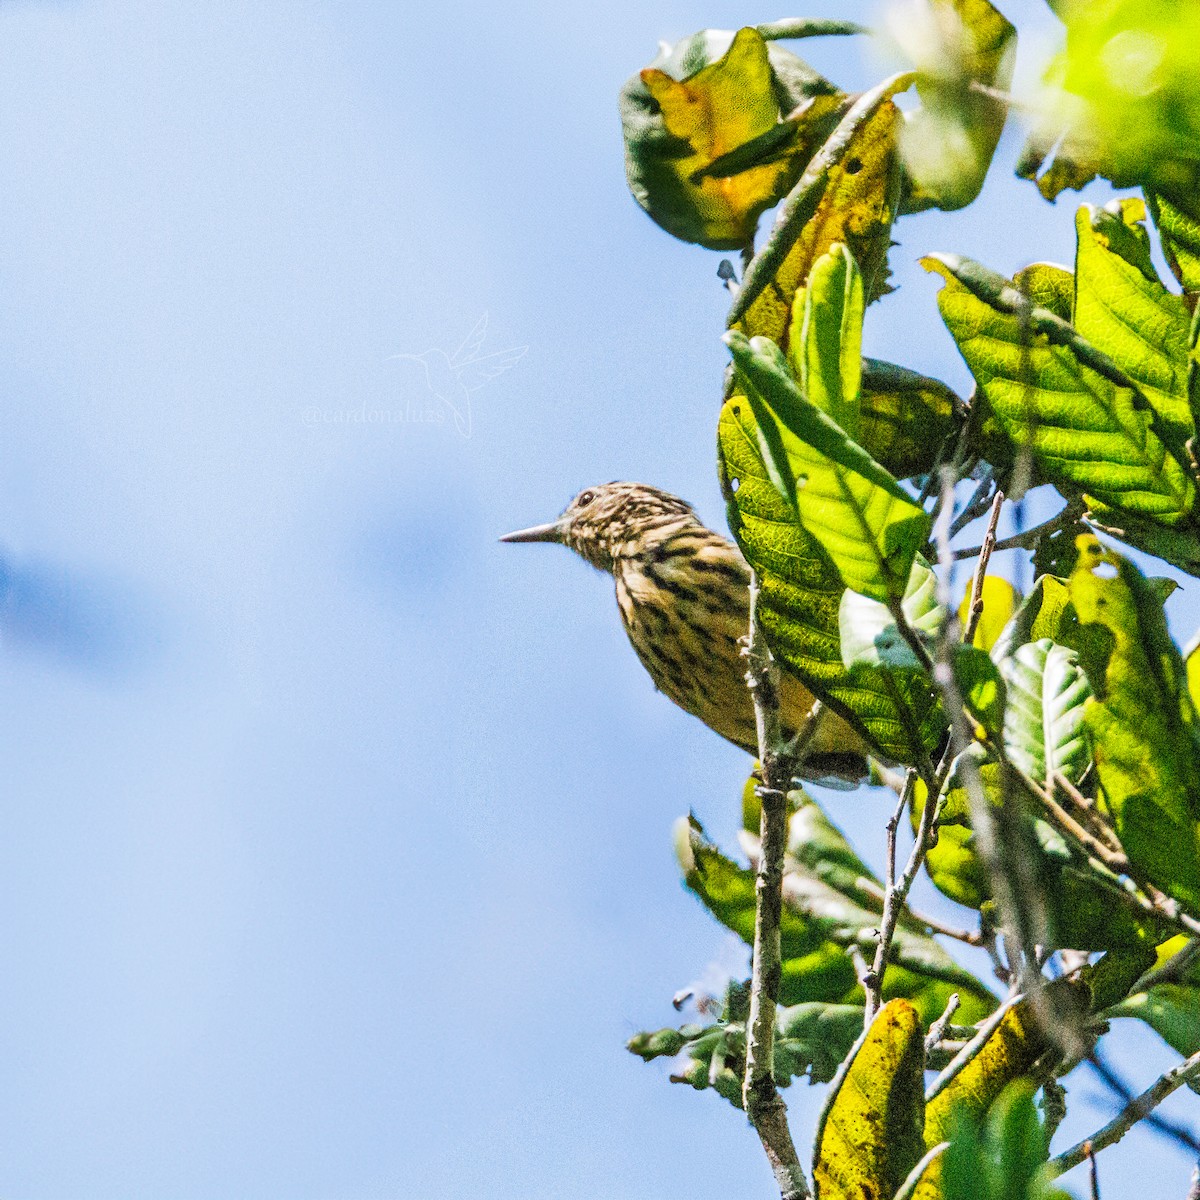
[[616, 1, 1200, 1195]]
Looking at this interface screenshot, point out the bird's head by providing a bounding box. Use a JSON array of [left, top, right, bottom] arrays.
[[500, 482, 698, 572]]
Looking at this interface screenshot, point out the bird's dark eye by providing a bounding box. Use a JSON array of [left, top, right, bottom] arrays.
[[577, 490, 596, 508]]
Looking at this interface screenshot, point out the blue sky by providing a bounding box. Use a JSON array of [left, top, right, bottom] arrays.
[[0, 1, 1196, 1196]]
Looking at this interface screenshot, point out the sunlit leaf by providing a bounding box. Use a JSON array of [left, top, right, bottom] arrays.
[[924, 998, 1057, 1144], [925, 251, 1198, 547], [1148, 189, 1200, 299], [813, 1000, 926, 1200], [1068, 537, 1200, 908], [619, 28, 840, 250], [730, 77, 904, 345], [726, 330, 931, 603], [719, 394, 945, 762], [959, 575, 1020, 652], [895, 0, 1017, 212]]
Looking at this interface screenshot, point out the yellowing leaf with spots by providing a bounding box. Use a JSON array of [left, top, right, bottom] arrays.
[[620, 28, 839, 250], [729, 77, 903, 347], [924, 998, 1050, 1145], [812, 999, 925, 1199]]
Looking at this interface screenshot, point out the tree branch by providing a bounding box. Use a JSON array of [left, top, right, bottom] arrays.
[[1050, 1048, 1200, 1174], [741, 571, 810, 1200], [962, 490, 1005, 647]]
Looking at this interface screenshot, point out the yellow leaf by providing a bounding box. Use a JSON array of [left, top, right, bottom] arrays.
[[813, 999, 926, 1198], [634, 28, 797, 250], [958, 575, 1019, 651], [730, 85, 902, 348]]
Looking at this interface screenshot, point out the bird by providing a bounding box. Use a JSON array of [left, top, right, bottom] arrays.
[[500, 481, 868, 783], [390, 313, 527, 437]]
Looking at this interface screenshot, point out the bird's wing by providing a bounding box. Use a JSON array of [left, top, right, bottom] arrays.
[[451, 313, 489, 366], [459, 345, 528, 390]]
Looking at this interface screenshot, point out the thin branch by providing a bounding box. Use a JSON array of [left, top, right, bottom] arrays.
[[924, 992, 961, 1054], [1050, 1048, 1200, 1174], [855, 877, 983, 945], [952, 500, 1083, 561], [741, 571, 810, 1200], [864, 768, 939, 1024], [962, 489, 1005, 647], [1087, 1144, 1100, 1200], [1088, 1052, 1200, 1156]]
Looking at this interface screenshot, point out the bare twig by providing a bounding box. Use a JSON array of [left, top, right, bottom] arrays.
[[741, 571, 810, 1200], [864, 768, 940, 1025], [949, 473, 998, 538], [962, 489, 1005, 646], [924, 992, 961, 1054], [1088, 1052, 1200, 1156], [952, 500, 1083, 561], [1050, 1048, 1200, 1174], [855, 878, 983, 945], [1087, 1144, 1100, 1200]]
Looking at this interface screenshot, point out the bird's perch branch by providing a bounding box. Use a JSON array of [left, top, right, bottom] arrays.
[[741, 571, 810, 1200], [1050, 1048, 1200, 1174]]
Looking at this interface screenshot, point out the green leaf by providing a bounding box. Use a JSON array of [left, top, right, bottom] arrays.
[[1037, 0, 1200, 198], [676, 805, 996, 1023], [999, 638, 1092, 790], [628, 982, 866, 1106], [940, 1082, 1070, 1200], [726, 329, 932, 602], [813, 1000, 926, 1200], [912, 742, 1162, 949], [898, 0, 1016, 212], [954, 644, 1006, 738], [1148, 189, 1200, 299], [1109, 983, 1200, 1058], [1013, 262, 1073, 322], [1074, 202, 1193, 461], [800, 244, 863, 434], [1068, 537, 1200, 909], [925, 251, 1197, 534], [839, 555, 943, 671], [619, 28, 840, 250], [675, 816, 855, 1003], [859, 358, 964, 478], [729, 75, 904, 344], [718, 398, 945, 762]]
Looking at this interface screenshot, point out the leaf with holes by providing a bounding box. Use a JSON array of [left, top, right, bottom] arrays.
[[729, 76, 903, 346], [718, 395, 944, 763], [619, 27, 840, 250]]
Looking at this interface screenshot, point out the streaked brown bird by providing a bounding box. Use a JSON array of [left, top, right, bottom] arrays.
[[501, 481, 868, 782]]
